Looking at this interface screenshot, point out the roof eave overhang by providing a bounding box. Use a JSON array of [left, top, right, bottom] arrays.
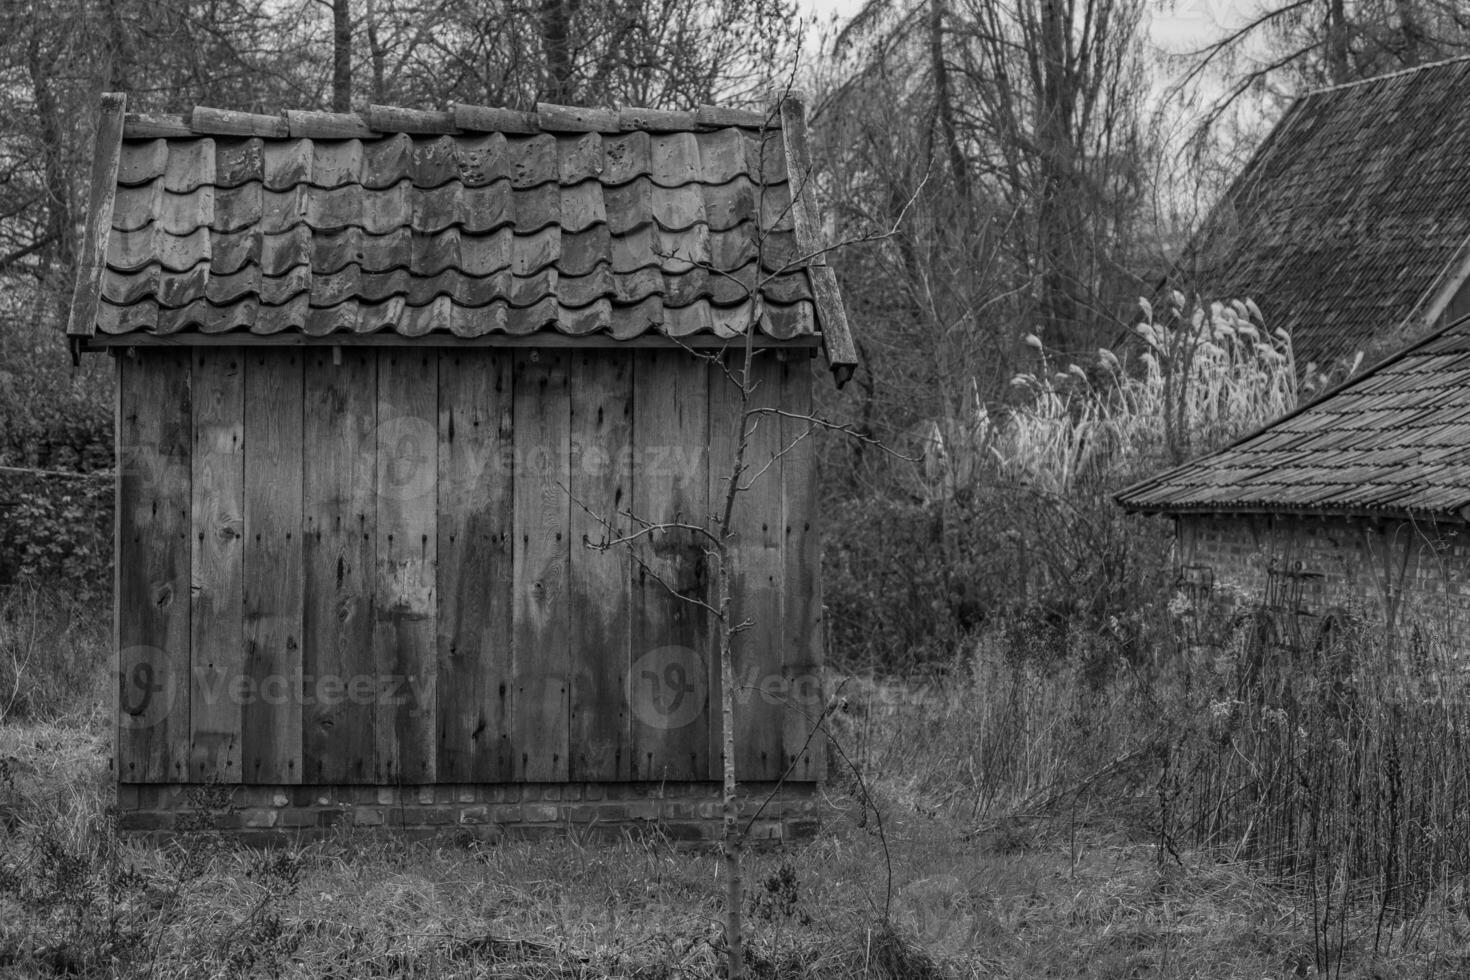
[[1121, 502, 1468, 525], [77, 331, 824, 352]]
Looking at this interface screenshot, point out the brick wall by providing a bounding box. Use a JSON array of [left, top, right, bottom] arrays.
[[1175, 512, 1470, 653], [115, 781, 821, 846]]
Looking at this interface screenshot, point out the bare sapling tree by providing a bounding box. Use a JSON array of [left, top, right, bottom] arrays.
[[568, 93, 908, 980]]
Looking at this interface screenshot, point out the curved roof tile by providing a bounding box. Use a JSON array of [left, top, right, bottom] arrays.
[[69, 94, 856, 383]]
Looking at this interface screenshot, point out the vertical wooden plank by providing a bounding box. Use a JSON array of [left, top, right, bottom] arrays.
[[437, 349, 515, 782], [375, 349, 439, 784], [630, 350, 710, 780], [189, 348, 243, 782], [303, 348, 377, 783], [708, 351, 785, 781], [781, 354, 825, 781], [511, 350, 572, 781], [242, 350, 304, 785], [568, 350, 633, 780], [117, 350, 192, 784]]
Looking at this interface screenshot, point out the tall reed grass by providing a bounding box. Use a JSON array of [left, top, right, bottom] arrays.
[[1161, 612, 1470, 969], [831, 295, 1300, 673], [999, 293, 1297, 493]]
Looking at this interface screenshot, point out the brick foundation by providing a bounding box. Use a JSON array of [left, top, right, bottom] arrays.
[[115, 781, 821, 845]]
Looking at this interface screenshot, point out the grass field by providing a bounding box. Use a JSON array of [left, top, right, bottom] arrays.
[[0, 713, 1331, 980], [4, 592, 1470, 978]]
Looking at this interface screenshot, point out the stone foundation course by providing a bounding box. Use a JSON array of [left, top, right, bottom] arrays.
[[116, 781, 822, 845]]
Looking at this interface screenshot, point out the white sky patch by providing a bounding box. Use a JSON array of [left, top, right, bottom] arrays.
[[799, 0, 865, 23], [1149, 0, 1257, 55], [796, 0, 1252, 61]]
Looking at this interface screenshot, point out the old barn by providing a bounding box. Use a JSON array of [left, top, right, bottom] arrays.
[[67, 93, 855, 838], [1172, 57, 1470, 376], [1117, 312, 1470, 658]]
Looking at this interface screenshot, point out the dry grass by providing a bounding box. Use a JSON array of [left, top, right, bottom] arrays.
[[5, 581, 1470, 978], [0, 587, 109, 724], [3, 684, 1467, 978], [999, 294, 1297, 495], [0, 709, 1349, 980]]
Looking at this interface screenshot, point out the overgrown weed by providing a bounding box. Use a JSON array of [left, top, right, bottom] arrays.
[[828, 293, 1295, 674], [0, 585, 109, 725]]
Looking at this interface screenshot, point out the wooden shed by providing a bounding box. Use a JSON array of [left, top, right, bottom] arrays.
[[67, 93, 856, 839]]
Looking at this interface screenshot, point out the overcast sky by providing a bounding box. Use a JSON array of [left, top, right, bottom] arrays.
[[796, 0, 1245, 60]]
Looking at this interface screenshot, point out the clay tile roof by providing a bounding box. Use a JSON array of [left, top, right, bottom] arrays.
[[67, 93, 858, 384], [1173, 56, 1470, 373], [1116, 312, 1470, 520]]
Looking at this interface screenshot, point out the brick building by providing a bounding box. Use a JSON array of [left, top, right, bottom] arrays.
[[1117, 313, 1470, 654]]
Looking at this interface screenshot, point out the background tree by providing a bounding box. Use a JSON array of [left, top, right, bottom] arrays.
[[812, 0, 1153, 499], [1176, 0, 1470, 124]]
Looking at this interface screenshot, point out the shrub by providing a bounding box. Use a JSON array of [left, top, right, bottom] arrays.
[[0, 471, 112, 592], [0, 327, 113, 592], [823, 294, 1296, 673]]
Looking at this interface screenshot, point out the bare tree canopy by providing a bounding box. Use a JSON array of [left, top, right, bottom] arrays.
[[1174, 0, 1470, 124]]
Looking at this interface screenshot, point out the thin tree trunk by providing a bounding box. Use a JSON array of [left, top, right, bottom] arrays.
[[1035, 0, 1083, 353], [1395, 0, 1421, 63], [540, 0, 574, 102], [1326, 0, 1350, 83], [929, 0, 969, 202], [365, 0, 385, 102], [716, 548, 745, 980], [26, 36, 73, 330], [102, 0, 133, 91], [333, 0, 352, 111]]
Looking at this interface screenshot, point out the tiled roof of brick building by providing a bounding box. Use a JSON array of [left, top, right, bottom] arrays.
[[1174, 57, 1470, 373], [67, 94, 857, 381], [1117, 312, 1470, 519]]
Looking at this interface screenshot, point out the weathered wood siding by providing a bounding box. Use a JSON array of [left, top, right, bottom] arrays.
[[116, 346, 822, 785]]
